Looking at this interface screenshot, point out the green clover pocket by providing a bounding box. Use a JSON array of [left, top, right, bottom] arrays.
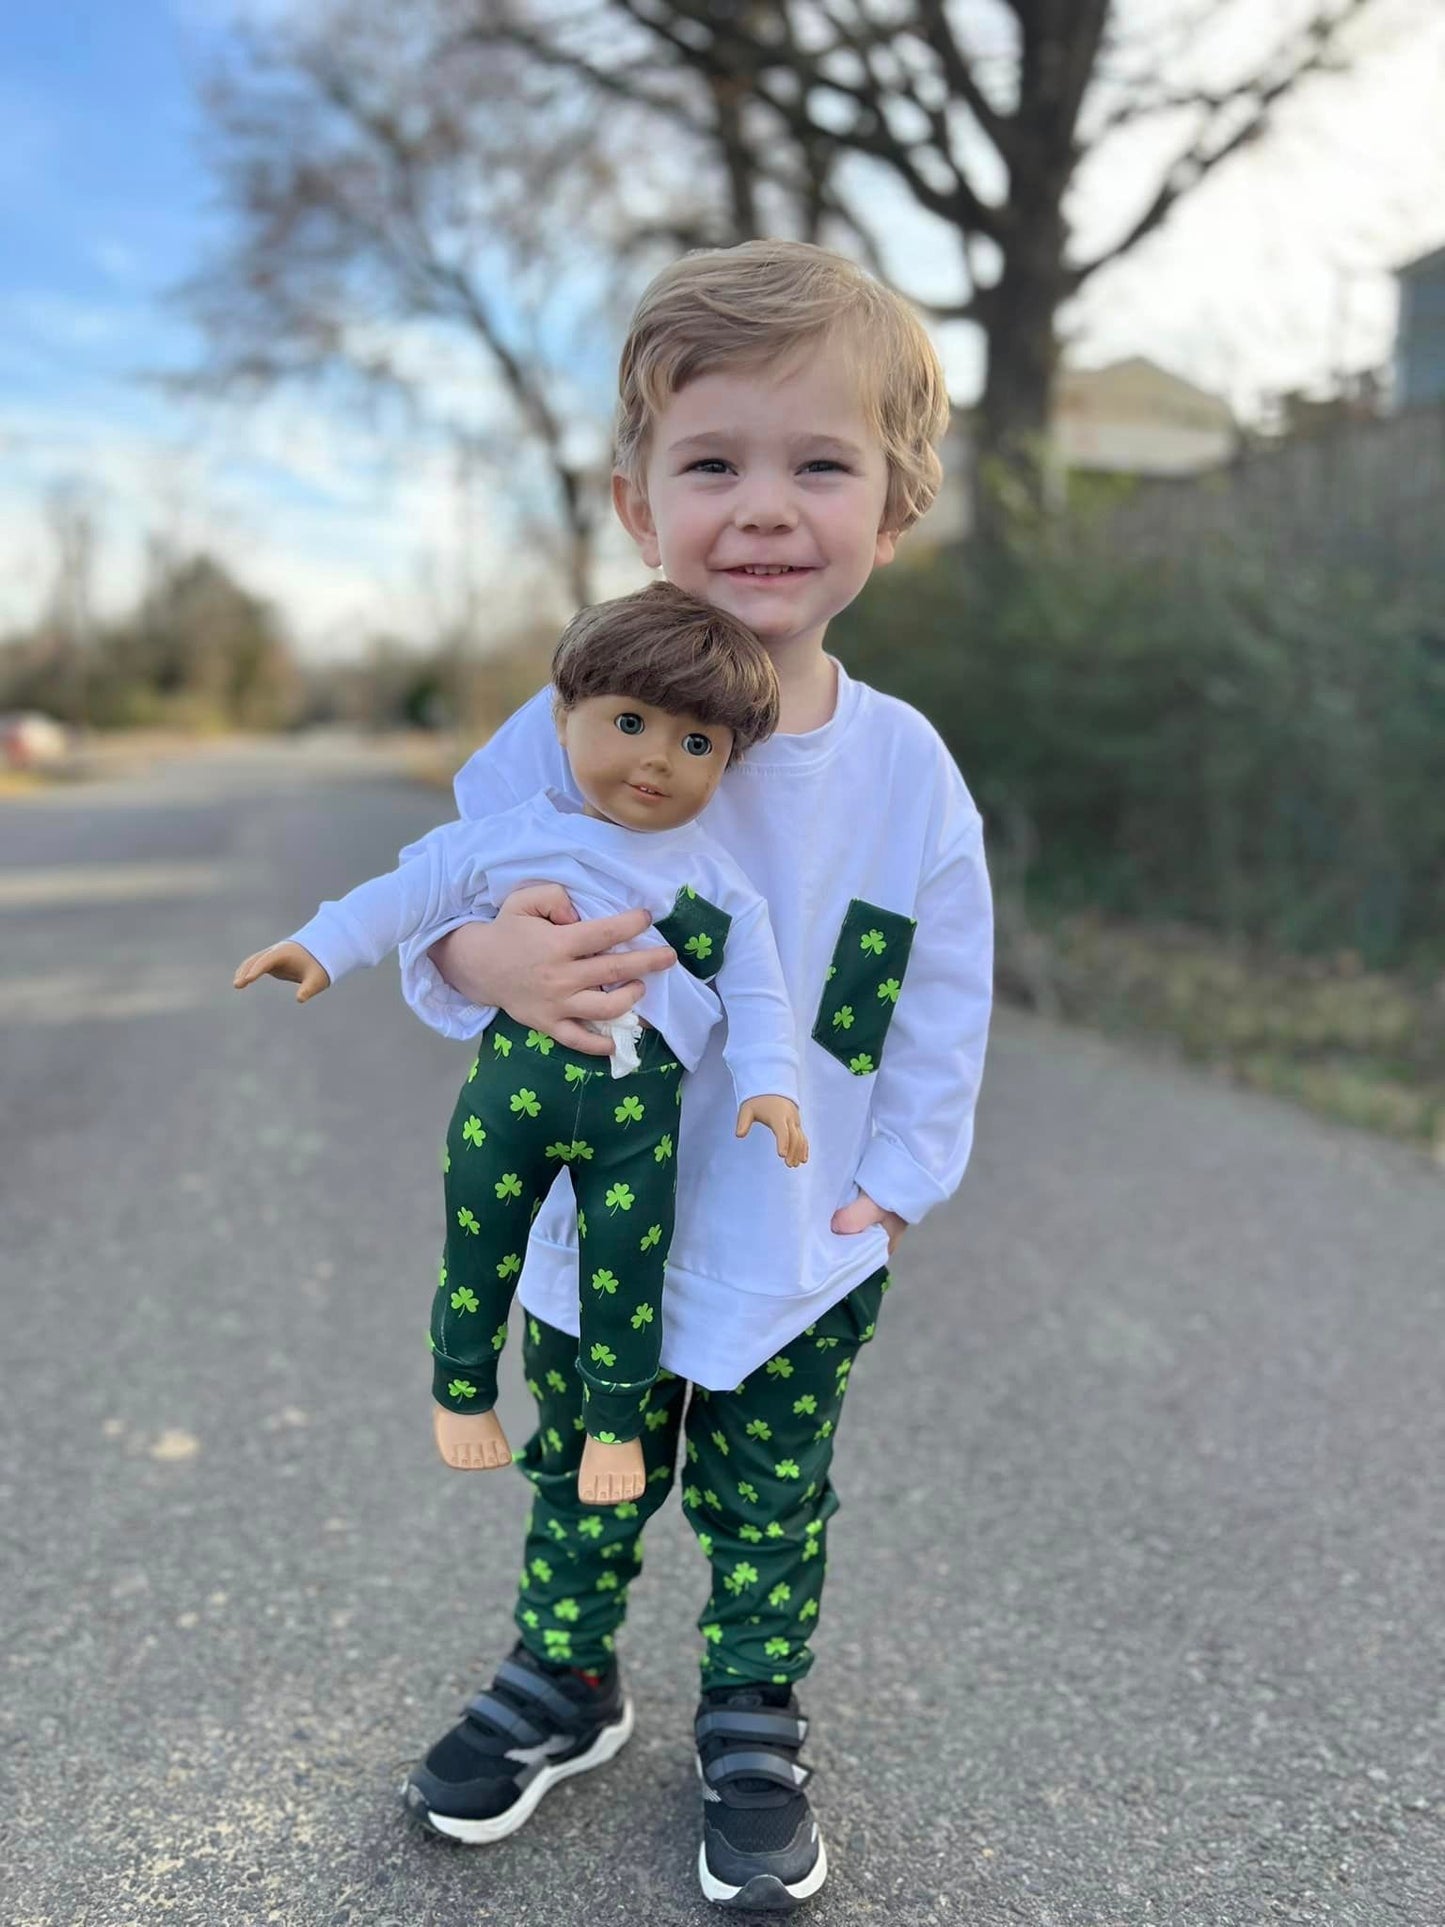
[[811, 897, 916, 1076], [654, 884, 732, 983]]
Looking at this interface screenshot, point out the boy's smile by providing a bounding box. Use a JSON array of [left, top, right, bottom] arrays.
[[614, 354, 897, 663]]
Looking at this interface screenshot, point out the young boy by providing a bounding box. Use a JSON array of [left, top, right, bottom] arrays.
[[398, 240, 993, 1910]]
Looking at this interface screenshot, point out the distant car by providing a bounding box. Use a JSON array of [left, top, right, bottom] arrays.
[[0, 712, 70, 770]]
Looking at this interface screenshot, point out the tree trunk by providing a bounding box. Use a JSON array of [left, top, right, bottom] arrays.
[[974, 238, 1064, 544], [557, 465, 596, 608]]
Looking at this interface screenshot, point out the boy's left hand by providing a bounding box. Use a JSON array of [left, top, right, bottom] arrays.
[[832, 1190, 907, 1255]]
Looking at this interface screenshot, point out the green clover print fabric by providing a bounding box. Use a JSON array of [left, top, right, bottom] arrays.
[[811, 898, 917, 1076], [653, 884, 732, 983]]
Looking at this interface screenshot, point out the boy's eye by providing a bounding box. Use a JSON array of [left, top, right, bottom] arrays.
[[801, 459, 847, 473], [614, 712, 645, 736], [684, 459, 732, 475], [682, 732, 713, 758]]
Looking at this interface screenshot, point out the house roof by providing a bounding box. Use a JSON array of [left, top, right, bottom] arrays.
[[1396, 242, 1445, 281], [1055, 356, 1236, 430]]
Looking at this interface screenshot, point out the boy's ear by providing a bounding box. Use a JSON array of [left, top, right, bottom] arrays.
[[874, 525, 899, 569], [612, 470, 661, 570]]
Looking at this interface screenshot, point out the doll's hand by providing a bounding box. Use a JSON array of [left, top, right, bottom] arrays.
[[233, 941, 330, 1003], [831, 1189, 907, 1255], [736, 1096, 809, 1169]]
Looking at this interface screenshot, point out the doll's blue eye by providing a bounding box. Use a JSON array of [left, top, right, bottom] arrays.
[[614, 712, 644, 735], [682, 732, 712, 757]]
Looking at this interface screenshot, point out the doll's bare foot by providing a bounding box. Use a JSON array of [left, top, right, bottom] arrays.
[[578, 1434, 645, 1506], [433, 1404, 513, 1471]]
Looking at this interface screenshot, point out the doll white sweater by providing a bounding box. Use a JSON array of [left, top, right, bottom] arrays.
[[289, 787, 800, 1111], [399, 659, 994, 1388]]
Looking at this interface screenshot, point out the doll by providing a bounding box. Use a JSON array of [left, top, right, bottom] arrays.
[[235, 582, 806, 1505]]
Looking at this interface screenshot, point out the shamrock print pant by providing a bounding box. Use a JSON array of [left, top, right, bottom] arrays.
[[511, 1266, 888, 1691], [430, 1012, 684, 1441]]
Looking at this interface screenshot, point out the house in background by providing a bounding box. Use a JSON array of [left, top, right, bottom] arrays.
[[928, 355, 1237, 542], [1394, 244, 1445, 409]]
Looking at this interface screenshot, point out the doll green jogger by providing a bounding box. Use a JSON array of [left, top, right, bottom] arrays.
[[430, 1012, 684, 1442]]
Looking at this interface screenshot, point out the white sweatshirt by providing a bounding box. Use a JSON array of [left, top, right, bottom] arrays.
[[289, 788, 799, 1110], [399, 658, 994, 1388]]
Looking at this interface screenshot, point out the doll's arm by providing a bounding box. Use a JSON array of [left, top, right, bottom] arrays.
[[736, 1093, 809, 1167]]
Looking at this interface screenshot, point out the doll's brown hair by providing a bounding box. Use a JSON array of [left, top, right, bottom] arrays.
[[551, 581, 779, 764]]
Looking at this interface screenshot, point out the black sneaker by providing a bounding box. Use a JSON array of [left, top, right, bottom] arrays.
[[695, 1684, 826, 1910], [403, 1642, 633, 1844]]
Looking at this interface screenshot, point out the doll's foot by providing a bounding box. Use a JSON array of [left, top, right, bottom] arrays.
[[578, 1434, 645, 1506], [434, 1404, 513, 1471]]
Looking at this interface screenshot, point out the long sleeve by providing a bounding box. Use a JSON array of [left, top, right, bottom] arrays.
[[290, 820, 497, 1010], [852, 810, 993, 1224], [715, 892, 802, 1110], [397, 688, 565, 1036]]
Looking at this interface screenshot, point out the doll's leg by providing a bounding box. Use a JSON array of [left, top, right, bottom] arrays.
[[429, 1021, 570, 1467], [568, 1045, 681, 1504]]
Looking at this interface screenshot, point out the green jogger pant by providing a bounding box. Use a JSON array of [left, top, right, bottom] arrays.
[[430, 1012, 684, 1440], [510, 1266, 889, 1690]]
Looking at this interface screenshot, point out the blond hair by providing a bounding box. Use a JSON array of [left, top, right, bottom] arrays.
[[615, 239, 951, 534], [551, 581, 779, 762]]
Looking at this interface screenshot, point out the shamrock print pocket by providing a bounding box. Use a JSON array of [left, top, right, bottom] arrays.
[[811, 898, 917, 1076], [653, 883, 732, 982]]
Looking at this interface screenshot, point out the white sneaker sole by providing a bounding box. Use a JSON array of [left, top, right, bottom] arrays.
[[413, 1695, 635, 1845], [697, 1833, 828, 1909]]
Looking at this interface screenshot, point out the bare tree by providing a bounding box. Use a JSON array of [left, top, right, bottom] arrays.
[[462, 0, 1399, 521]]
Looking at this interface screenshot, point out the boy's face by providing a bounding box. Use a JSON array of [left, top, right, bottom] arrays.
[[613, 351, 897, 659], [556, 693, 734, 832]]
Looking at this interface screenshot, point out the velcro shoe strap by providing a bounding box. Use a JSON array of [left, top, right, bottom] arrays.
[[704, 1750, 812, 1792], [695, 1708, 808, 1749], [464, 1693, 545, 1747], [494, 1658, 583, 1728]]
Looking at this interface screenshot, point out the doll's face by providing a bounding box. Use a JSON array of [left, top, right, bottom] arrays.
[[556, 693, 734, 832]]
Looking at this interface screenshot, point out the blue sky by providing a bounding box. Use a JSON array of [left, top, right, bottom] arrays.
[[2, 1, 1443, 654]]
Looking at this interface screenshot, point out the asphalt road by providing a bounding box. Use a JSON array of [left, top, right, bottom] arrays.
[[2, 741, 1442, 1927]]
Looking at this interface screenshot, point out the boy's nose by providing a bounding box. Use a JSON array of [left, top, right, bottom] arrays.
[[734, 486, 797, 532]]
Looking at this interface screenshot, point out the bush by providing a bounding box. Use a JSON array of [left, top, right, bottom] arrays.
[[832, 534, 1445, 968]]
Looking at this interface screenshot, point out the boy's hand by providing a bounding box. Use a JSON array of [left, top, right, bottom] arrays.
[[428, 886, 677, 1057], [832, 1190, 908, 1255], [736, 1096, 809, 1169], [233, 940, 330, 1003]]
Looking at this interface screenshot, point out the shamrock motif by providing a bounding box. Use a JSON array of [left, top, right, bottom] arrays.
[[461, 1115, 485, 1148], [450, 1286, 479, 1314], [737, 1479, 759, 1504], [605, 1182, 635, 1213], [860, 928, 886, 956], [765, 1637, 790, 1659], [591, 1268, 619, 1296], [578, 1515, 604, 1541], [528, 1316, 541, 1346], [456, 1206, 480, 1237], [545, 1140, 574, 1162], [649, 1462, 669, 1483], [577, 1210, 588, 1238], [683, 885, 697, 900], [654, 1133, 674, 1164], [546, 1368, 567, 1393], [775, 1458, 802, 1480], [595, 1430, 617, 1445], [509, 1087, 541, 1118], [467, 1056, 479, 1083], [739, 1523, 764, 1543], [799, 1598, 819, 1622], [696, 1530, 713, 1556], [441, 1149, 450, 1174], [438, 1263, 448, 1289], [814, 1334, 840, 1350], [683, 1483, 702, 1508], [570, 1139, 594, 1162], [765, 1357, 794, 1380], [815, 1417, 835, 1440], [764, 1522, 786, 1540], [848, 1053, 875, 1075], [492, 1322, 508, 1351], [725, 1561, 760, 1595], [630, 1303, 655, 1330], [792, 1393, 817, 1415], [701, 1622, 723, 1645], [520, 1607, 539, 1629], [877, 977, 901, 1004], [530, 1556, 552, 1583], [614, 1502, 639, 1520], [686, 1440, 699, 1464], [524, 1029, 554, 1055], [547, 1520, 569, 1543], [496, 1253, 520, 1280], [554, 1597, 581, 1623], [564, 1062, 588, 1085], [590, 1342, 617, 1367], [544, 1426, 563, 1455], [831, 1005, 855, 1031], [448, 1378, 476, 1400], [861, 1320, 877, 1340], [495, 1171, 523, 1201], [645, 1406, 668, 1431], [684, 932, 713, 962], [702, 1489, 722, 1511], [710, 1429, 729, 1457], [597, 1570, 620, 1591], [542, 1628, 572, 1658], [768, 1582, 791, 1608], [825, 964, 836, 981], [745, 1418, 772, 1441], [614, 1094, 644, 1125], [492, 1031, 512, 1057], [640, 1223, 662, 1252]]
